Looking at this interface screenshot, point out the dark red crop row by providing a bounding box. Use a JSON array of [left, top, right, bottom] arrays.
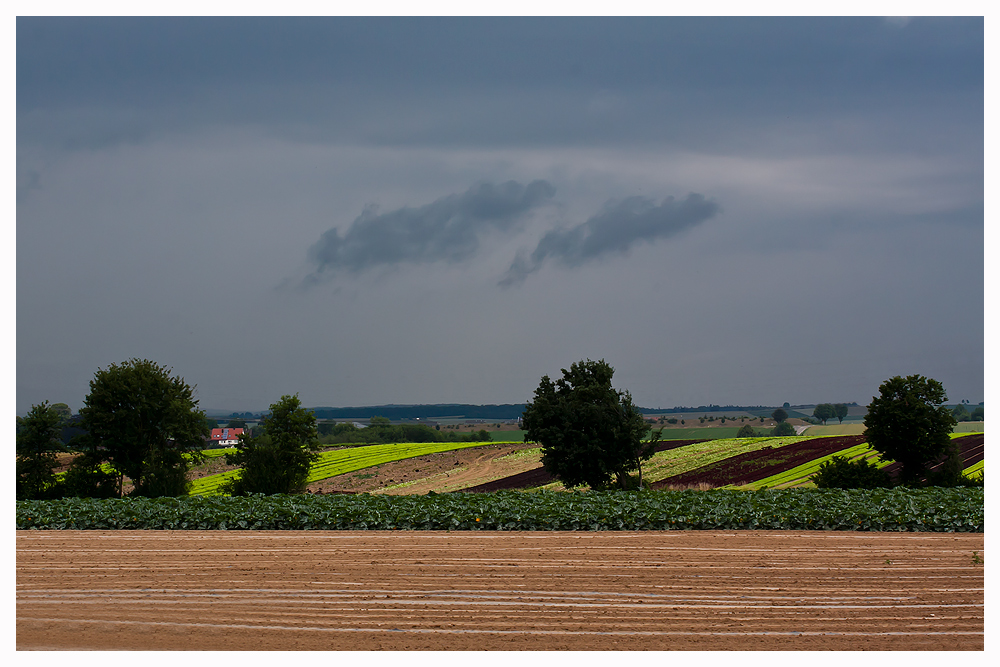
[[651, 436, 868, 489]]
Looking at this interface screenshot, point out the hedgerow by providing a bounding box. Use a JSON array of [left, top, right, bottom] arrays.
[[17, 487, 982, 532]]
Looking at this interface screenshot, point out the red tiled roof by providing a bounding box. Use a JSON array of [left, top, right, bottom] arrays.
[[210, 428, 244, 440]]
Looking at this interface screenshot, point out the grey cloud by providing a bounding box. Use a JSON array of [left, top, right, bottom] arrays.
[[305, 180, 555, 282], [499, 193, 719, 286], [17, 168, 41, 204]]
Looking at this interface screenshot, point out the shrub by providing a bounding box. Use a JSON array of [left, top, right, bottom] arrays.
[[736, 424, 757, 438], [771, 421, 796, 436], [812, 456, 891, 489]]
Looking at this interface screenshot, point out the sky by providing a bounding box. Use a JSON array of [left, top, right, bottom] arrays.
[[15, 14, 985, 415]]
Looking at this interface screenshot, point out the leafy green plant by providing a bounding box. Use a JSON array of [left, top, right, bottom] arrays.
[[17, 487, 983, 532]]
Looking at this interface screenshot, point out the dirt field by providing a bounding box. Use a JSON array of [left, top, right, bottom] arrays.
[[306, 443, 541, 495], [17, 530, 983, 650]]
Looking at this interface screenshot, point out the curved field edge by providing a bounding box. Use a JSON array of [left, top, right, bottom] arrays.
[[16, 487, 983, 532], [189, 441, 516, 496]]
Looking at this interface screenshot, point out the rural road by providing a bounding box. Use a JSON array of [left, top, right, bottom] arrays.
[[17, 530, 983, 650]]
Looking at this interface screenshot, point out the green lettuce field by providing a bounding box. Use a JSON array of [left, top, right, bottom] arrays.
[[17, 487, 983, 532]]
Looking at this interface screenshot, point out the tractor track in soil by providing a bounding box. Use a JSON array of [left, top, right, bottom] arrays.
[[17, 530, 983, 651]]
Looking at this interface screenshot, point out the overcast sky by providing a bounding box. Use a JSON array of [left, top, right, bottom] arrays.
[[15, 16, 984, 415]]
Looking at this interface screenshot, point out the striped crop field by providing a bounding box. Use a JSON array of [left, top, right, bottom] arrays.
[[476, 433, 984, 493], [532, 437, 813, 490], [641, 436, 812, 482], [728, 441, 887, 490], [189, 441, 505, 496]]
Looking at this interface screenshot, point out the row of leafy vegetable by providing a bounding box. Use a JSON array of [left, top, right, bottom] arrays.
[[17, 487, 982, 532]]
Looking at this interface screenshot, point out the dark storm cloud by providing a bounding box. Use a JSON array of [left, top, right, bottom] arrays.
[[500, 194, 719, 287], [305, 180, 555, 283], [16, 17, 982, 155]]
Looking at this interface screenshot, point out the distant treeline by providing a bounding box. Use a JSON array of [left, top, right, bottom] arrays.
[[310, 404, 528, 421], [305, 403, 863, 422], [317, 418, 490, 445]]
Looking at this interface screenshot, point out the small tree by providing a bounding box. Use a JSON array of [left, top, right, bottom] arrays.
[[771, 408, 788, 423], [736, 424, 757, 438], [225, 394, 320, 495], [16, 402, 64, 500], [771, 421, 796, 436], [864, 375, 958, 486], [77, 359, 208, 497], [522, 359, 659, 490]]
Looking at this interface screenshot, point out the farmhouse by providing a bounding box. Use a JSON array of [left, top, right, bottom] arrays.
[[209, 428, 244, 447]]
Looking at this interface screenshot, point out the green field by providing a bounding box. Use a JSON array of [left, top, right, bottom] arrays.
[[657, 427, 742, 440], [802, 422, 983, 436], [800, 424, 866, 436], [489, 430, 524, 442], [954, 421, 985, 433]]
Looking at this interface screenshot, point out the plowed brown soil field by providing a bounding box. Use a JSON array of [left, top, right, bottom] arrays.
[[17, 530, 983, 650]]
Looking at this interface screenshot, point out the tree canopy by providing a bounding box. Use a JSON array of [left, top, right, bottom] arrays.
[[834, 403, 849, 424], [224, 394, 321, 495], [863, 374, 957, 485], [812, 404, 834, 424], [76, 358, 208, 497], [522, 359, 659, 490], [771, 408, 788, 423]]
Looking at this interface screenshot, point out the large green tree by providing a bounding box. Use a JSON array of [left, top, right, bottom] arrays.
[[16, 402, 64, 500], [834, 403, 849, 424], [522, 359, 659, 490], [813, 403, 834, 424], [863, 374, 958, 485], [77, 358, 208, 497], [224, 394, 320, 495]]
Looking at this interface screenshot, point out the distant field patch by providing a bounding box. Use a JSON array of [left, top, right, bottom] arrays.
[[657, 427, 743, 440], [489, 430, 525, 442], [801, 424, 866, 436], [954, 421, 985, 433], [803, 422, 982, 436]]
